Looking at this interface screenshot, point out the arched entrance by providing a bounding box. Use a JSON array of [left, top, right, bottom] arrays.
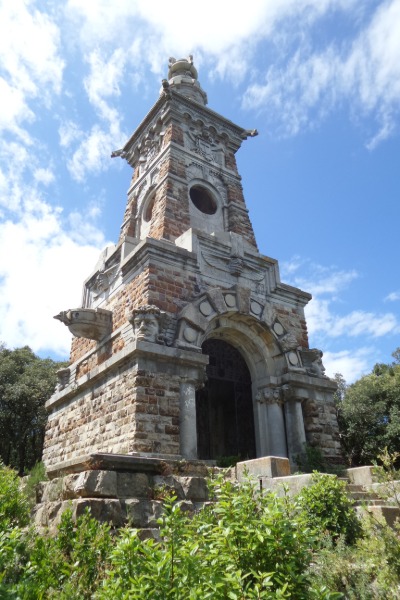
[[196, 339, 256, 460]]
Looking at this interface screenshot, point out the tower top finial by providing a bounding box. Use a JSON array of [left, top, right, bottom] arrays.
[[160, 55, 207, 105]]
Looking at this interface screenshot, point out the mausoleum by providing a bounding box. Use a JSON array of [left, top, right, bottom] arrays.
[[43, 56, 341, 476]]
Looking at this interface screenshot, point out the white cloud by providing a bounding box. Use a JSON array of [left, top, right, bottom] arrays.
[[307, 299, 399, 339], [284, 260, 400, 342], [385, 291, 400, 302], [34, 168, 55, 186], [59, 121, 82, 148], [65, 0, 358, 83], [323, 348, 373, 383], [0, 1, 63, 136], [242, 0, 400, 144], [84, 48, 125, 108], [295, 268, 359, 297], [0, 194, 106, 358], [67, 123, 125, 182]]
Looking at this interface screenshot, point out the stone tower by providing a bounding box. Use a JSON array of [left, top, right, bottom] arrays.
[[44, 57, 341, 474]]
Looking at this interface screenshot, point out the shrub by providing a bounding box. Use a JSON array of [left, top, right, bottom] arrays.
[[297, 473, 362, 545], [309, 522, 400, 599], [0, 462, 30, 529], [99, 476, 318, 599], [21, 509, 111, 599], [23, 461, 48, 507]]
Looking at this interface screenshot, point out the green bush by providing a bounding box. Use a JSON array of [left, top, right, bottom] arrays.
[[24, 461, 48, 507], [297, 473, 362, 545], [98, 476, 320, 599], [20, 509, 111, 599], [0, 462, 30, 529], [309, 522, 400, 599], [4, 462, 400, 598]]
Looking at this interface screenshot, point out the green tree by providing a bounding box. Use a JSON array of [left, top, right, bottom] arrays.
[[337, 348, 400, 465], [0, 344, 64, 474]]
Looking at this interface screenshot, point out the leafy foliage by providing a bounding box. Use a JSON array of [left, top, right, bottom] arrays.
[[0, 344, 65, 474], [336, 348, 400, 466], [297, 473, 362, 545], [100, 476, 315, 599], [0, 462, 30, 529], [309, 522, 400, 599], [2, 462, 400, 598], [23, 461, 48, 507]]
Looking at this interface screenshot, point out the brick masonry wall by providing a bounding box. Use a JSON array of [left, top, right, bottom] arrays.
[[43, 359, 183, 468], [226, 183, 257, 248], [162, 123, 185, 148], [274, 306, 310, 349], [70, 270, 151, 365], [70, 262, 197, 366], [119, 192, 138, 240], [149, 163, 190, 242]]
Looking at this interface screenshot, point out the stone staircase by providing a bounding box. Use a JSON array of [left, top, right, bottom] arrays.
[[237, 458, 400, 529], [338, 478, 383, 505], [343, 467, 400, 528]]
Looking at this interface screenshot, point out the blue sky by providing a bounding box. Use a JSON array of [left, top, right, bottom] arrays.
[[0, 0, 399, 383]]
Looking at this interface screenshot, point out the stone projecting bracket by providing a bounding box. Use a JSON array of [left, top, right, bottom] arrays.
[[54, 308, 113, 342]]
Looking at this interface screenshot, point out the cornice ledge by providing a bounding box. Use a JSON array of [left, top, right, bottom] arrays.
[[271, 283, 312, 305], [46, 340, 208, 411], [120, 236, 198, 276], [281, 371, 338, 392]]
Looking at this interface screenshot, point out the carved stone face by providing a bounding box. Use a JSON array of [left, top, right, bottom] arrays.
[[312, 357, 326, 377], [134, 313, 159, 342]]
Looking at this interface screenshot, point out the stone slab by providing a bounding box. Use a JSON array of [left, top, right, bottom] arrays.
[[236, 456, 290, 482], [46, 453, 216, 480], [46, 453, 172, 479], [346, 466, 377, 487], [357, 505, 400, 529], [259, 473, 334, 497]]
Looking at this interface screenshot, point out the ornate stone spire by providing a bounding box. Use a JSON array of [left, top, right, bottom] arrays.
[[161, 55, 208, 105]]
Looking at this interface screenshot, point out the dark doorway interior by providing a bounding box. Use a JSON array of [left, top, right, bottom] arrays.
[[196, 339, 256, 460]]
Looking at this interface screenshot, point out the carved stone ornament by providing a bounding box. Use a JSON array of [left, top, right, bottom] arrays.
[[127, 305, 167, 344], [91, 264, 119, 298], [256, 387, 282, 405], [280, 332, 299, 352], [301, 348, 328, 378], [56, 367, 71, 391], [166, 56, 208, 105], [54, 308, 112, 341], [202, 251, 265, 282]]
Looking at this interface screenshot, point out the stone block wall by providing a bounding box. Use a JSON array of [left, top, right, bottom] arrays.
[[43, 358, 185, 469], [303, 388, 342, 459]]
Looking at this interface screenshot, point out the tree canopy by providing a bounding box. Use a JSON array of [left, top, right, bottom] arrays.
[[336, 348, 400, 466], [0, 344, 65, 474]]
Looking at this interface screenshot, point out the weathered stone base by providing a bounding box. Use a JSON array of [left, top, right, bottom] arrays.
[[37, 455, 400, 534], [34, 453, 215, 533]]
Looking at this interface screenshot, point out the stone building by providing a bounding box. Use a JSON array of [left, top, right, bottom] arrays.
[[43, 56, 341, 475]]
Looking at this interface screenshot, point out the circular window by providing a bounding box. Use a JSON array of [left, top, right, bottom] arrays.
[[189, 185, 217, 215]]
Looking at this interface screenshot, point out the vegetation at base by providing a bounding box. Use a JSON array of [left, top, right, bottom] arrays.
[[297, 473, 362, 545], [2, 463, 400, 598], [336, 347, 400, 466], [0, 344, 66, 475], [1, 345, 400, 596], [23, 462, 48, 507], [216, 454, 241, 468]]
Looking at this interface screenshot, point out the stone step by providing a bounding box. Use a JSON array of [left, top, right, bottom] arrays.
[[353, 498, 393, 507], [356, 505, 400, 528]]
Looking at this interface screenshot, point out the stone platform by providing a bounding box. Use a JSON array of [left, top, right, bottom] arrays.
[[34, 455, 400, 533], [34, 453, 219, 535]]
